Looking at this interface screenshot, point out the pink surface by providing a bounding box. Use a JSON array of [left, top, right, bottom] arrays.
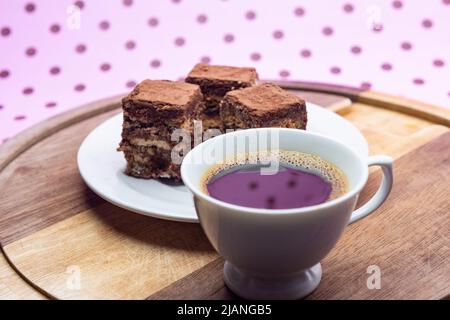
[[1, 0, 449, 143]]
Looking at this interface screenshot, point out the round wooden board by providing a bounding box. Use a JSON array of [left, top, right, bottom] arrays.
[[1, 82, 449, 300]]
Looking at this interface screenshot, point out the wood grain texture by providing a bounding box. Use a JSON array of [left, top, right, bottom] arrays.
[[148, 131, 450, 300], [148, 258, 230, 300], [0, 249, 46, 300], [307, 131, 450, 300], [3, 202, 217, 299], [0, 96, 122, 174], [0, 82, 449, 299], [0, 110, 119, 246]]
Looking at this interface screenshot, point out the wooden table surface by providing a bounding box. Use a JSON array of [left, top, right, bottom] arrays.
[[0, 82, 449, 300]]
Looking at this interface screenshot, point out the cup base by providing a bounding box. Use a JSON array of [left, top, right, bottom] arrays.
[[223, 261, 322, 300]]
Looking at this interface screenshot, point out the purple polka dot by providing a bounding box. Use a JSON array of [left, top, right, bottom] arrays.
[[23, 87, 34, 95], [422, 19, 433, 28], [50, 24, 61, 33], [433, 59, 445, 67], [45, 101, 57, 108], [14, 115, 26, 121], [197, 14, 208, 24], [443, 0, 450, 5], [245, 11, 256, 20], [99, 20, 110, 31], [25, 47, 37, 56], [322, 27, 333, 36], [74, 1, 84, 9], [0, 105, 3, 110], [279, 70, 290, 78], [350, 45, 362, 54], [172, 0, 181, 3], [2, 138, 9, 143], [148, 17, 159, 27], [75, 43, 86, 53], [343, 3, 354, 13], [300, 49, 311, 58], [126, 80, 136, 88], [123, 0, 133, 6], [224, 33, 235, 43], [250, 52, 261, 61], [100, 63, 111, 72], [361, 82, 372, 90], [372, 24, 383, 32], [74, 83, 86, 91], [392, 0, 403, 9], [294, 7, 305, 17], [1, 27, 11, 37], [0, 70, 10, 79], [381, 63, 393, 71], [330, 66, 341, 74], [150, 59, 161, 68], [401, 41, 412, 50], [200, 56, 211, 64], [25, 3, 36, 13], [49, 66, 61, 75], [174, 37, 185, 46], [125, 40, 136, 50], [273, 30, 284, 40], [413, 78, 425, 85]]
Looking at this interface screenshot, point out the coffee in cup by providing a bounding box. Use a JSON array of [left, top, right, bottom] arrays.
[[201, 150, 348, 209]]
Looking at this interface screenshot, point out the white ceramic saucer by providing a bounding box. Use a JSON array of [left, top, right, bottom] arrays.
[[77, 102, 368, 222]]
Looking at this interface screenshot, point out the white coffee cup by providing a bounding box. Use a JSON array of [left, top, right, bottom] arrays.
[[181, 128, 393, 300]]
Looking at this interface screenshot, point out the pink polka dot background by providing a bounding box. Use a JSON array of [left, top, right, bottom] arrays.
[[1, 0, 450, 143]]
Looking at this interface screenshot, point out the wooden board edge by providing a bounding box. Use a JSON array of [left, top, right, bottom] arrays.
[[357, 91, 450, 127], [270, 80, 450, 127], [1, 247, 54, 299], [327, 97, 353, 115], [0, 95, 123, 173], [270, 80, 365, 100]]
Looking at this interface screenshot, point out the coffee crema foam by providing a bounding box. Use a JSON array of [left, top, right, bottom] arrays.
[[201, 150, 348, 202]]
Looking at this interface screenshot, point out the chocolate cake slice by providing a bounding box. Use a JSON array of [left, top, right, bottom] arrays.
[[185, 64, 258, 129], [118, 80, 203, 179], [220, 83, 307, 130]]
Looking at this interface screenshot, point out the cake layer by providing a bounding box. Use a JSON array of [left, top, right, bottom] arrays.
[[186, 64, 258, 99], [220, 83, 307, 129], [120, 145, 181, 180], [121, 120, 174, 143], [122, 80, 204, 126], [221, 109, 305, 129], [194, 113, 223, 131], [203, 94, 223, 112], [120, 80, 203, 179], [122, 138, 172, 149], [186, 64, 259, 123], [125, 80, 203, 108], [186, 63, 258, 83]]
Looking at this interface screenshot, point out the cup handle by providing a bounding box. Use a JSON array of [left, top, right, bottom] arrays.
[[349, 155, 393, 224]]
